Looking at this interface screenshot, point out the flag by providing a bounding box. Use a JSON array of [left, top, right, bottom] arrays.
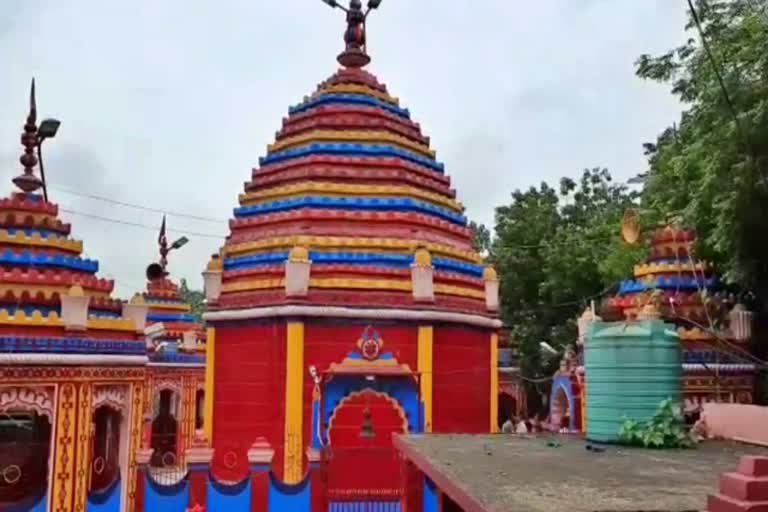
[[158, 215, 167, 247]]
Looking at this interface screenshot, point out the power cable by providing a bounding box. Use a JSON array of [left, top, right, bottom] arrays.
[[60, 208, 225, 240], [51, 185, 229, 224]]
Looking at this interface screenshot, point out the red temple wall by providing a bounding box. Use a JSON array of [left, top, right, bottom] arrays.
[[432, 326, 491, 433], [212, 321, 286, 481]]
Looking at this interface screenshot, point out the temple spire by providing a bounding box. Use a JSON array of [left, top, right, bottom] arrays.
[[321, 0, 383, 68], [13, 79, 43, 193]]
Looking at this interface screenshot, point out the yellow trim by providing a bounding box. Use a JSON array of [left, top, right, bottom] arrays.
[[490, 333, 499, 433], [0, 309, 63, 325], [221, 277, 485, 299], [239, 182, 461, 212], [72, 382, 92, 512], [0, 285, 110, 300], [0, 210, 58, 224], [284, 321, 304, 484], [146, 302, 192, 312], [634, 261, 709, 277], [126, 381, 146, 512], [316, 83, 400, 105], [225, 235, 480, 263], [0, 229, 83, 252], [51, 383, 77, 512], [86, 317, 137, 332], [417, 326, 433, 432], [204, 327, 216, 441], [269, 130, 434, 158]]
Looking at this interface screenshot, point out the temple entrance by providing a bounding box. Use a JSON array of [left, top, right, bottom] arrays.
[[0, 410, 52, 508], [90, 405, 122, 493], [149, 388, 182, 484], [324, 389, 407, 504], [550, 385, 571, 432]]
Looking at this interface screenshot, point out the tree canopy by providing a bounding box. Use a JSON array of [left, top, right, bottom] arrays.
[[179, 278, 206, 323], [490, 168, 643, 413], [637, 0, 768, 304]]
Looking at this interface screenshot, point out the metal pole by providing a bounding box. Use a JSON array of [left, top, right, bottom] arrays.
[[36, 141, 48, 202]]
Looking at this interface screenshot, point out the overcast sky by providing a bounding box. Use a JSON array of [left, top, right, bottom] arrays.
[[1, 1, 687, 297]]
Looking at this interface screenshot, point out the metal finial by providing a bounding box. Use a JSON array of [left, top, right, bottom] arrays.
[[13, 79, 43, 193], [321, 0, 383, 68]]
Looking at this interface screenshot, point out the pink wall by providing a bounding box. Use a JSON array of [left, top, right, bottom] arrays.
[[702, 403, 768, 446]]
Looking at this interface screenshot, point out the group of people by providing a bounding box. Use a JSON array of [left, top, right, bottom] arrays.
[[501, 414, 572, 434]]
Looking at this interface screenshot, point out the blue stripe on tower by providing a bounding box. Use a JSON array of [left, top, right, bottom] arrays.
[[259, 144, 444, 173], [289, 94, 410, 118], [0, 250, 98, 272], [233, 197, 464, 224]]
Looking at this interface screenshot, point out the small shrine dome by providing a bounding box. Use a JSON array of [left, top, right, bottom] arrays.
[[0, 81, 147, 365], [210, 33, 497, 317]]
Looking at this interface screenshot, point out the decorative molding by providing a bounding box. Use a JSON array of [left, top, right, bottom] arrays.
[[92, 385, 129, 413], [0, 386, 54, 420], [0, 353, 148, 366], [0, 366, 145, 383], [205, 304, 502, 328]]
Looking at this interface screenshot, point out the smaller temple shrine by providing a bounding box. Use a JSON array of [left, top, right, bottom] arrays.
[[603, 226, 756, 411], [0, 82, 149, 512], [139, 218, 206, 482]]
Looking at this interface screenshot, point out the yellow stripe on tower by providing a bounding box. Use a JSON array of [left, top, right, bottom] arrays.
[[225, 235, 479, 263], [204, 327, 216, 441], [417, 326, 434, 432], [315, 83, 400, 105], [284, 321, 305, 484], [490, 332, 499, 433], [268, 130, 435, 158], [51, 383, 77, 512]]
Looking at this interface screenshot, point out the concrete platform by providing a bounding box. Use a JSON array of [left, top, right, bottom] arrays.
[[394, 434, 768, 512]]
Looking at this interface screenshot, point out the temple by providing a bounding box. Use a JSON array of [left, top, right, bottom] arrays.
[[0, 82, 149, 512], [604, 226, 756, 410], [185, 4, 500, 511], [140, 219, 206, 484]]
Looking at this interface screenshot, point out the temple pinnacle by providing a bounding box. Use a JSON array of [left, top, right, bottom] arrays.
[[13, 78, 43, 193]]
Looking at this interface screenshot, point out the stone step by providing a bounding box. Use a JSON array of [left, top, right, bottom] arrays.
[[740, 457, 768, 478], [720, 472, 768, 502], [707, 493, 768, 512]]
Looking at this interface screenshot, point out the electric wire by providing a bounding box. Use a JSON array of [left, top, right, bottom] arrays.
[[59, 208, 225, 240]]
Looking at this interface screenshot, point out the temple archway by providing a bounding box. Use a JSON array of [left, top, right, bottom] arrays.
[[549, 380, 574, 432], [0, 387, 54, 509], [90, 405, 122, 493], [325, 389, 407, 500], [150, 389, 180, 470]]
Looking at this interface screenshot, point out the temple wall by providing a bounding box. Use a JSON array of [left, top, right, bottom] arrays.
[[211, 321, 286, 482], [432, 326, 492, 433]]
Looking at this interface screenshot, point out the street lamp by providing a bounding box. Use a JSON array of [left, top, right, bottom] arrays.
[[170, 236, 189, 251], [36, 117, 61, 202]]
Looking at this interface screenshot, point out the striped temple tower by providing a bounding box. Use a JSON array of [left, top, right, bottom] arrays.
[[139, 219, 206, 482], [193, 4, 502, 511], [0, 81, 149, 512], [604, 225, 756, 411]]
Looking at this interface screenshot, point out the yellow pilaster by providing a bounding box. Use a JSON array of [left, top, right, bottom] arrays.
[[417, 325, 434, 432], [204, 327, 216, 441], [51, 383, 77, 512], [490, 332, 499, 433], [126, 381, 145, 512], [72, 383, 93, 512], [283, 321, 305, 484]]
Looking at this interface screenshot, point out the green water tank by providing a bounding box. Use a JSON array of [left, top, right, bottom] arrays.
[[585, 319, 682, 443]]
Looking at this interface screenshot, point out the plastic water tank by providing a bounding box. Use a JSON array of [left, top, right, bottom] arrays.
[[585, 319, 682, 442]]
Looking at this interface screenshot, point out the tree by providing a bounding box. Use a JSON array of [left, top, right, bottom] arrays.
[[179, 279, 206, 323], [469, 221, 492, 255], [491, 168, 642, 414], [636, 0, 768, 302]]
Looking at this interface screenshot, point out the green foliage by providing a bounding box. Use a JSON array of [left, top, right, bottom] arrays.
[[469, 221, 492, 256], [179, 278, 206, 323], [491, 168, 641, 411], [618, 398, 693, 449], [636, 0, 768, 302]]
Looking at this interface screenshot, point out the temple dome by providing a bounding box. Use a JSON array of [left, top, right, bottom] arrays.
[[216, 67, 491, 315]]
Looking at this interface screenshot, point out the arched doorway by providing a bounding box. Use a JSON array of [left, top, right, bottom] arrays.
[[0, 409, 52, 507], [326, 389, 407, 500], [194, 389, 204, 432], [550, 384, 572, 432], [150, 389, 179, 470], [497, 393, 518, 430], [90, 405, 122, 493]]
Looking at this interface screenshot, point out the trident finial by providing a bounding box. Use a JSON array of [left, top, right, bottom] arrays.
[[13, 79, 43, 193], [321, 0, 383, 68]]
